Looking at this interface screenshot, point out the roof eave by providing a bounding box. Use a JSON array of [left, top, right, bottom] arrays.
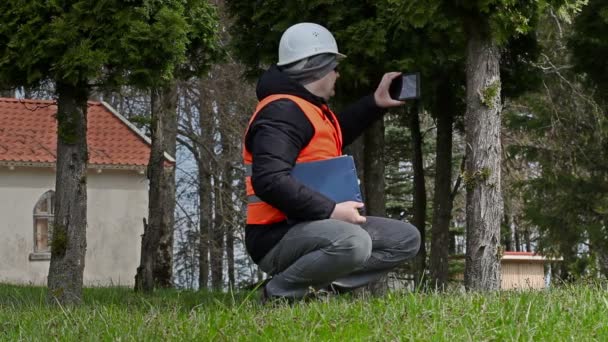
[[0, 160, 151, 171], [502, 255, 564, 262], [101, 101, 176, 164]]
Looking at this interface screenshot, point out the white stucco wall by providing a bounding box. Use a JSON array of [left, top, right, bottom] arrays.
[[0, 166, 147, 286]]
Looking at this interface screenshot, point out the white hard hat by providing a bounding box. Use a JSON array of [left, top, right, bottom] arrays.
[[277, 23, 347, 66]]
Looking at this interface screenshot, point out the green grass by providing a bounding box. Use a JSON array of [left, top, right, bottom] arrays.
[[1, 283, 608, 341]]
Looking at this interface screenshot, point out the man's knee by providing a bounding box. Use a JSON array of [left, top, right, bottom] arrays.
[[330, 226, 372, 267], [397, 222, 421, 258]]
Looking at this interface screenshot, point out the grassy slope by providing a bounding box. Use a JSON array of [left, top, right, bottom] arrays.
[[1, 284, 607, 341]]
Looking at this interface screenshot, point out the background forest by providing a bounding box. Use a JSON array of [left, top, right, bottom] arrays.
[[1, 0, 607, 296]]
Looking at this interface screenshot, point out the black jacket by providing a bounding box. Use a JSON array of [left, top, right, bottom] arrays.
[[245, 65, 386, 263]]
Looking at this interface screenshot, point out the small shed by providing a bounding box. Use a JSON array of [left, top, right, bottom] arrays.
[[449, 251, 561, 290], [500, 251, 560, 290]]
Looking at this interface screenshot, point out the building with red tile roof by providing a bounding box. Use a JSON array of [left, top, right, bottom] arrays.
[[0, 97, 166, 286], [0, 97, 174, 169]]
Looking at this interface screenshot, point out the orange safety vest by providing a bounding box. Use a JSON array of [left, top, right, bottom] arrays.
[[243, 94, 343, 225]]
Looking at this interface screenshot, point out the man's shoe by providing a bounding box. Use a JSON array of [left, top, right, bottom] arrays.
[[329, 282, 352, 294], [259, 283, 335, 305], [298, 286, 337, 303], [259, 281, 271, 305], [257, 278, 273, 305], [258, 279, 294, 305]]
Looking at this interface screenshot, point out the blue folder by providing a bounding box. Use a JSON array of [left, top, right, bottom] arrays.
[[291, 155, 363, 203]]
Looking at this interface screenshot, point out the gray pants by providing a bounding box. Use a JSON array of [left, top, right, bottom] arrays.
[[259, 216, 421, 298]]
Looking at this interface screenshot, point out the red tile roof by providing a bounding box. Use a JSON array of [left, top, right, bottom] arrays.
[[0, 97, 165, 168]]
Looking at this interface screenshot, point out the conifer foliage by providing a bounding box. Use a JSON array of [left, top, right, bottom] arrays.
[[0, 0, 215, 304]]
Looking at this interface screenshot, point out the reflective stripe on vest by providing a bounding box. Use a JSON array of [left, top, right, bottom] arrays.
[[243, 94, 343, 225]]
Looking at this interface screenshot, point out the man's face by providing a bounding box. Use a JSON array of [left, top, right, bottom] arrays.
[[318, 67, 339, 100]]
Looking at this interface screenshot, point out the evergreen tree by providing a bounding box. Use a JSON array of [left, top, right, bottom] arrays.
[[570, 0, 608, 109], [135, 0, 221, 292], [225, 0, 587, 291], [396, 0, 578, 291], [225, 0, 466, 290], [0, 0, 204, 304], [504, 4, 608, 279]]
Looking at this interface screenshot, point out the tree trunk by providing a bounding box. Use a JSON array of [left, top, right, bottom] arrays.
[[198, 160, 210, 289], [503, 210, 519, 252], [430, 85, 454, 290], [211, 170, 225, 290], [47, 82, 89, 305], [0, 88, 13, 97], [558, 246, 576, 282], [156, 83, 178, 287], [514, 221, 521, 252], [344, 136, 365, 199], [408, 103, 427, 287], [503, 213, 513, 251], [449, 230, 456, 255], [224, 157, 236, 289], [509, 218, 517, 252], [135, 218, 153, 290], [362, 119, 388, 294], [197, 78, 215, 290], [364, 119, 386, 217], [464, 18, 503, 292], [226, 221, 235, 289], [135, 82, 178, 291], [594, 244, 608, 278], [524, 228, 532, 252]]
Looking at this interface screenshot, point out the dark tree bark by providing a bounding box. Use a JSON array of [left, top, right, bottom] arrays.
[[558, 246, 576, 282], [361, 119, 389, 294], [514, 220, 521, 252], [198, 162, 211, 290], [364, 119, 386, 217], [463, 17, 503, 292], [197, 78, 215, 290], [188, 0, 251, 289], [593, 243, 608, 278], [503, 213, 513, 251], [224, 152, 236, 289], [430, 83, 455, 290], [226, 220, 235, 288], [211, 170, 225, 290], [344, 137, 365, 196], [0, 88, 13, 97], [509, 220, 516, 252], [47, 82, 89, 305], [408, 103, 427, 287], [449, 231, 456, 255], [524, 228, 532, 252], [135, 82, 178, 291], [136, 218, 153, 290]]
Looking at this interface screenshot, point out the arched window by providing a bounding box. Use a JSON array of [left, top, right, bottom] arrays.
[[33, 190, 54, 254]]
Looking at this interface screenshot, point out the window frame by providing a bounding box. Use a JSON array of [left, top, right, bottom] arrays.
[[29, 190, 55, 261]]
